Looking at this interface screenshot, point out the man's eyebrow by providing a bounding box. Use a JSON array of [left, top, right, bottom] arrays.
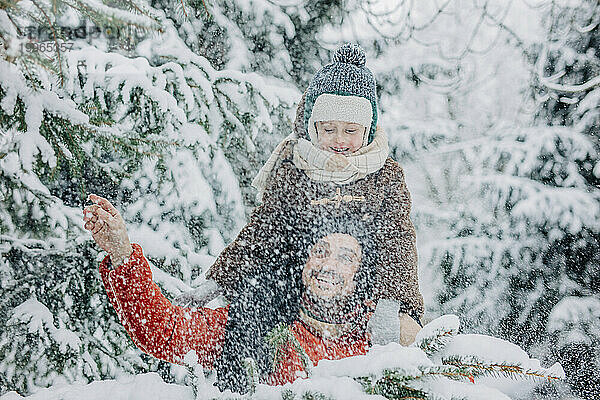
[[314, 240, 330, 250], [339, 247, 359, 257]]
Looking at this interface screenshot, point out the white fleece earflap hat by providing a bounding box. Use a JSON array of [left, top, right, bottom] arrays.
[[307, 94, 373, 147]]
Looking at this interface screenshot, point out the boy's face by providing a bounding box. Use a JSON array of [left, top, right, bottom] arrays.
[[302, 233, 362, 302], [315, 121, 367, 155]]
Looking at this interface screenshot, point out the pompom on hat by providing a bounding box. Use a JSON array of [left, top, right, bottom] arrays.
[[303, 43, 378, 146]]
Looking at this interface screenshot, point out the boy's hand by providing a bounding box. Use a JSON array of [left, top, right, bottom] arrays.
[[368, 299, 402, 345], [83, 194, 132, 266], [368, 299, 422, 346], [173, 279, 222, 308]]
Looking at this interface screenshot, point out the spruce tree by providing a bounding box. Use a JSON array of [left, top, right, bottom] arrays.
[[530, 1, 600, 397], [0, 0, 300, 394], [380, 1, 600, 398], [145, 0, 353, 206]]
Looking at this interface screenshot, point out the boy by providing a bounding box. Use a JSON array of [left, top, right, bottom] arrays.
[[178, 43, 423, 345]]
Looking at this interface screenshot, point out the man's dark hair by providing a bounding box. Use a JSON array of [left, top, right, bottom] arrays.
[[214, 217, 377, 393]]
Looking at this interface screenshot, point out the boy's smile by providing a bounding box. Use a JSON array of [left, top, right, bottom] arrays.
[[330, 146, 350, 154]]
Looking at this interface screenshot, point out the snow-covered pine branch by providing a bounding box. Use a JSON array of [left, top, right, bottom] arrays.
[[0, 0, 160, 84]]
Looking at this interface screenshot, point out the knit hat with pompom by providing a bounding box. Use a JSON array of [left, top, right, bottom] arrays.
[[304, 43, 378, 146]]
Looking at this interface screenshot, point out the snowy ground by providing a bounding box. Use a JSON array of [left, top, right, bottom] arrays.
[[1, 316, 564, 400], [0, 373, 189, 400]]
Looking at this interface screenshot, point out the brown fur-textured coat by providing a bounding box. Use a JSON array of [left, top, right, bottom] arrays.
[[206, 97, 424, 319]]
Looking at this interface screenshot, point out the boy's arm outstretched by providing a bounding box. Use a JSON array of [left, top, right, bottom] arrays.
[[375, 160, 424, 321]]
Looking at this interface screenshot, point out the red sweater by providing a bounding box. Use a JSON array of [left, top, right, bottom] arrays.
[[100, 243, 370, 385]]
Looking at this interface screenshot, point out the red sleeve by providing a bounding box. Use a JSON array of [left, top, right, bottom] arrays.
[[99, 243, 228, 369]]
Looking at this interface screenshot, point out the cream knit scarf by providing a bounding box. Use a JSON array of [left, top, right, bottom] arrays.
[[252, 126, 389, 201]]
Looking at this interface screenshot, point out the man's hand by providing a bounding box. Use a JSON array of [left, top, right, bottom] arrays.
[[398, 312, 421, 346], [83, 193, 132, 266]]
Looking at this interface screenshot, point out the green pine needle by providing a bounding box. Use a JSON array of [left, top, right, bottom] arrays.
[[266, 323, 312, 376], [415, 328, 457, 357]]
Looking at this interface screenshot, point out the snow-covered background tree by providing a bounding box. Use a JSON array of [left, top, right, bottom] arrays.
[[0, 0, 596, 398], [0, 0, 303, 393], [528, 1, 600, 397], [314, 1, 599, 398]]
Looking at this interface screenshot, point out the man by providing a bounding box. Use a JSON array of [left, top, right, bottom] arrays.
[[84, 194, 420, 392]]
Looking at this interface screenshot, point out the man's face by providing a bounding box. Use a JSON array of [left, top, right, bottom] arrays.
[[302, 233, 362, 302], [315, 121, 366, 155]]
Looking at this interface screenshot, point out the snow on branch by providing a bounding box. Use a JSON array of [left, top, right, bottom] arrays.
[[73, 0, 159, 30], [413, 314, 460, 357], [547, 296, 600, 347], [536, 47, 600, 93], [2, 315, 563, 399], [8, 298, 82, 352], [468, 173, 600, 234], [539, 74, 600, 93]]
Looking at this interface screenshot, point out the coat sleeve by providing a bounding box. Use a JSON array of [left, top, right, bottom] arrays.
[[374, 161, 424, 320], [206, 162, 297, 296], [100, 243, 228, 368]]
